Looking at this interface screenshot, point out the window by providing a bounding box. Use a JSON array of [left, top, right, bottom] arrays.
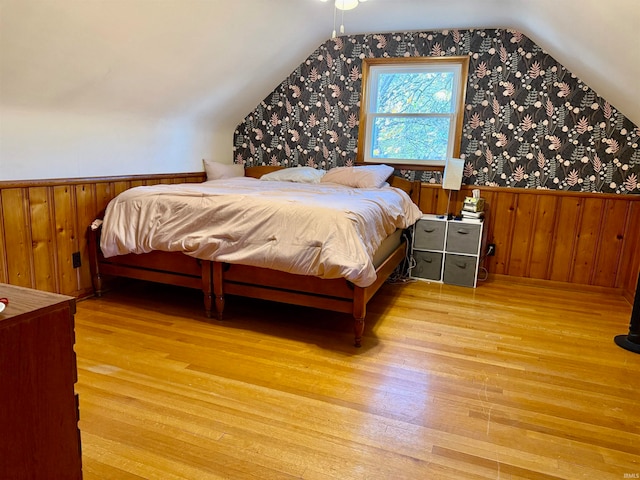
[[358, 56, 469, 169]]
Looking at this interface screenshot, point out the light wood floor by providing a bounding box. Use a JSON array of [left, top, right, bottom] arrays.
[[74, 275, 640, 480]]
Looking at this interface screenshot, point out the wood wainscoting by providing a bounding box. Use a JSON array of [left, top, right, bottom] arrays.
[[420, 184, 640, 302], [0, 173, 638, 303], [0, 172, 206, 298]]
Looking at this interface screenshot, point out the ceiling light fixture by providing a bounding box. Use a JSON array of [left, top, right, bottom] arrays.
[[320, 0, 368, 38], [320, 0, 367, 9], [335, 0, 359, 10]]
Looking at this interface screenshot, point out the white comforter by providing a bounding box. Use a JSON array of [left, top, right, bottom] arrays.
[[100, 177, 422, 287]]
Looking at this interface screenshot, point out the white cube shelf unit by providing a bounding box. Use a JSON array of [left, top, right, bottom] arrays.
[[410, 214, 485, 288]]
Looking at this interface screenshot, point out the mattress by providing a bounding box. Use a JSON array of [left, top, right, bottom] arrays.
[[372, 228, 404, 269]]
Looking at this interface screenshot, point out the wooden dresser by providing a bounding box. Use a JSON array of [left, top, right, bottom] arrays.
[[0, 284, 82, 479]]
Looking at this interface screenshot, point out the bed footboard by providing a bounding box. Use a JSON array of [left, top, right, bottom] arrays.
[[212, 240, 407, 347], [87, 225, 214, 317]]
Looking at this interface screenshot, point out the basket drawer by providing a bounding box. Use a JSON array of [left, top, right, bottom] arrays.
[[411, 251, 443, 281], [446, 223, 481, 254], [414, 219, 446, 251], [443, 254, 478, 287]]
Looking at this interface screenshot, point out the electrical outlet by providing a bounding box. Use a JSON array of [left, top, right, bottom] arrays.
[[72, 252, 81, 268], [487, 244, 496, 257]]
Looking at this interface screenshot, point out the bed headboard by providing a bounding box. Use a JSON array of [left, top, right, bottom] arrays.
[[244, 166, 284, 179], [243, 165, 419, 204]]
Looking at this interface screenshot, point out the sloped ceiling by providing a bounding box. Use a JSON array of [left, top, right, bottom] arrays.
[[1, 0, 639, 130]]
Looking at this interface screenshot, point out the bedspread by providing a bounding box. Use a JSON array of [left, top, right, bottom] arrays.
[[100, 177, 422, 287]]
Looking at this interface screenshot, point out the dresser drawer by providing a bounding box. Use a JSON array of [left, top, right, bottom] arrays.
[[411, 251, 443, 281], [443, 254, 478, 287], [414, 219, 446, 251], [446, 223, 481, 254]]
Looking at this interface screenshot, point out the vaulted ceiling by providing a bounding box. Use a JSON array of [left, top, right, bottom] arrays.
[[1, 0, 639, 131]]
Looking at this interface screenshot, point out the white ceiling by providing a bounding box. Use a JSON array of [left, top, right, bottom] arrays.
[[1, 0, 639, 130]]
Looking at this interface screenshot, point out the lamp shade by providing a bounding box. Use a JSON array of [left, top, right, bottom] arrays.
[[442, 158, 464, 190]]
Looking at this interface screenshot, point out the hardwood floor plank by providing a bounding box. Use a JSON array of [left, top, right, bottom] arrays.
[[74, 276, 640, 479], [81, 452, 149, 480]]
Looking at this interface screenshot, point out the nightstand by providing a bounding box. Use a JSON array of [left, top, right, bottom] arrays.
[[411, 214, 485, 287]]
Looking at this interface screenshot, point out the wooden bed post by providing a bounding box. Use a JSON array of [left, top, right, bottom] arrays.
[[201, 260, 213, 318], [87, 225, 104, 297], [212, 262, 225, 321], [353, 287, 366, 347]]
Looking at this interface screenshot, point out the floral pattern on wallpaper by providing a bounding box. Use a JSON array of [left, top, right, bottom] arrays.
[[233, 29, 640, 194]]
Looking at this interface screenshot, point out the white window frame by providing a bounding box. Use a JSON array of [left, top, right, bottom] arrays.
[[357, 56, 469, 169]]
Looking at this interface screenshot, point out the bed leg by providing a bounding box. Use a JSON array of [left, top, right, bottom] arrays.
[[353, 287, 366, 347], [93, 273, 104, 297], [354, 318, 365, 348], [87, 225, 104, 297], [204, 298, 213, 318], [213, 262, 225, 321], [215, 296, 225, 321], [201, 260, 213, 318]]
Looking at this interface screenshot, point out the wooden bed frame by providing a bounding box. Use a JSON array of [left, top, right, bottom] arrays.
[[87, 166, 420, 347]]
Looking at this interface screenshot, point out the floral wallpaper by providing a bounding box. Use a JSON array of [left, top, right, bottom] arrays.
[[233, 29, 639, 194]]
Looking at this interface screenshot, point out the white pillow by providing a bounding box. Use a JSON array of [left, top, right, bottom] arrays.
[[260, 167, 326, 184], [203, 159, 244, 180], [320, 164, 394, 188]]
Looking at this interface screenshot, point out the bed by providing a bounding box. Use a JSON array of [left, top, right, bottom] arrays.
[[88, 165, 422, 346]]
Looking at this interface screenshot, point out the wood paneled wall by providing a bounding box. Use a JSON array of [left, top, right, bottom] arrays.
[[0, 173, 205, 298], [0, 173, 637, 303], [421, 184, 640, 302]]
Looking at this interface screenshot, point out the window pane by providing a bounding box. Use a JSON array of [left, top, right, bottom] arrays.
[[360, 56, 469, 167], [375, 72, 455, 114], [371, 116, 451, 161]]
